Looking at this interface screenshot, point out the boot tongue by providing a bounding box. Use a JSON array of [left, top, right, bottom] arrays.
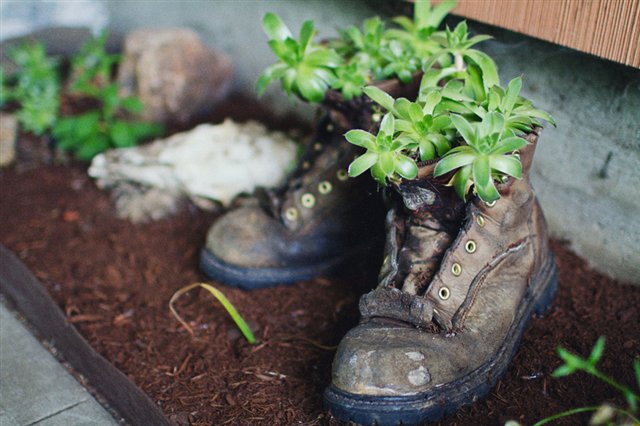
[[360, 178, 465, 328], [393, 177, 465, 295]]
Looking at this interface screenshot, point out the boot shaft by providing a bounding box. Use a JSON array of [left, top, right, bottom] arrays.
[[361, 130, 549, 332]]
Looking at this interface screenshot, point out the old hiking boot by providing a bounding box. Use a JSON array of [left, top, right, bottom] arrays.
[[325, 130, 558, 425], [200, 113, 384, 289], [200, 78, 421, 289]]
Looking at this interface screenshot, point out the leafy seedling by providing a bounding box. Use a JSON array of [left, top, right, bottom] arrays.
[[53, 33, 162, 160], [5, 41, 60, 135], [330, 61, 369, 101], [511, 337, 640, 426], [364, 85, 453, 161], [346, 112, 418, 185], [53, 82, 162, 160], [425, 21, 498, 91], [379, 39, 420, 83], [434, 112, 528, 202], [169, 282, 257, 345], [388, 0, 456, 58], [256, 12, 341, 102], [68, 30, 119, 94]]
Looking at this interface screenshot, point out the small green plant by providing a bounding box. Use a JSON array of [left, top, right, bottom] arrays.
[[363, 84, 454, 161], [0, 66, 7, 108], [347, 66, 554, 202], [4, 42, 60, 135], [170, 282, 257, 344], [434, 112, 527, 201], [52, 33, 162, 160], [257, 2, 554, 202], [507, 337, 639, 426], [53, 87, 161, 160], [256, 13, 341, 103], [258, 1, 457, 102], [425, 20, 498, 89], [1, 34, 161, 161], [346, 112, 418, 184], [68, 30, 119, 93], [335, 16, 388, 81], [387, 0, 456, 58]]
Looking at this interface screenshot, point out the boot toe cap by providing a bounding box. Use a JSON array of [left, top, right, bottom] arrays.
[[331, 322, 475, 397], [205, 206, 287, 268]]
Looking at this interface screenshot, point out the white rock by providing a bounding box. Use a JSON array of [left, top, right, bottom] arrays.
[[89, 119, 298, 221]]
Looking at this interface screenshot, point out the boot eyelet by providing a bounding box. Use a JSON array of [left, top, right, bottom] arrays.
[[451, 262, 462, 276], [438, 287, 450, 300], [301, 193, 316, 208], [318, 181, 333, 195], [326, 123, 334, 132], [485, 200, 497, 208], [336, 169, 348, 181], [476, 214, 485, 227], [465, 240, 477, 253], [302, 161, 310, 170], [284, 207, 298, 221], [313, 142, 323, 151]]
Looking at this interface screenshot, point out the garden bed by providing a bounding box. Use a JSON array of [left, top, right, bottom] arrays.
[[1, 95, 638, 426]]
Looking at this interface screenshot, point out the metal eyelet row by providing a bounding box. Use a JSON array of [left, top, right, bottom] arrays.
[[285, 207, 298, 221], [301, 193, 316, 208], [439, 223, 483, 300], [285, 177, 339, 223]]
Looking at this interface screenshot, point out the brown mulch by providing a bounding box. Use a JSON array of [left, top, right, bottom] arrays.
[[1, 95, 639, 426]]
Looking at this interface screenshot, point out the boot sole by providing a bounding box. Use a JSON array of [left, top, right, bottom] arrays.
[[199, 248, 358, 290], [324, 252, 558, 426]]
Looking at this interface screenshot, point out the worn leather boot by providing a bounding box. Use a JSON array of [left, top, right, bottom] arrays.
[[200, 115, 383, 289], [200, 78, 421, 289], [325, 131, 557, 425]]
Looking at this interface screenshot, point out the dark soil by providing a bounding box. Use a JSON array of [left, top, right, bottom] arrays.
[[1, 95, 639, 426]]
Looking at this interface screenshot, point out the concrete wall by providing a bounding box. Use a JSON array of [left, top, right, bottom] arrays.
[[16, 1, 640, 284], [475, 24, 640, 285]]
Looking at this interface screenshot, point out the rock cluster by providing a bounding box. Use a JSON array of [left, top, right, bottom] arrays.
[[117, 28, 233, 125]]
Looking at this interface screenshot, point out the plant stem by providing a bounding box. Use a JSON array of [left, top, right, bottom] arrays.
[[532, 406, 600, 426], [617, 408, 640, 424], [587, 366, 640, 402], [169, 282, 257, 344], [454, 53, 465, 71]]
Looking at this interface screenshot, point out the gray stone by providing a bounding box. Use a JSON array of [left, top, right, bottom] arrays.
[[0, 113, 17, 168], [0, 302, 119, 426], [117, 28, 233, 124]]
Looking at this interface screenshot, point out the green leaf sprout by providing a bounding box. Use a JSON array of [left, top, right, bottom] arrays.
[[518, 337, 640, 426], [257, 13, 341, 103], [170, 282, 257, 345]]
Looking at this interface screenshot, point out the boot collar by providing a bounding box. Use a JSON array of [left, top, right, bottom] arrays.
[[359, 130, 541, 333]]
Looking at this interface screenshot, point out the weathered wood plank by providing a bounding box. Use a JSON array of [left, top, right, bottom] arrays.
[[0, 244, 172, 426]]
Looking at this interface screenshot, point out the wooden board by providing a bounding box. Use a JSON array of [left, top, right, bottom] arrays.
[[450, 0, 640, 68], [0, 245, 172, 426]]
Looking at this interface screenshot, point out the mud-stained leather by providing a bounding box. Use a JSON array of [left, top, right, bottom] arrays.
[[331, 129, 556, 398], [204, 77, 422, 273]]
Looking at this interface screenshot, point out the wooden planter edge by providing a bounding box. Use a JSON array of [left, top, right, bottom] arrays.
[[0, 244, 172, 426]]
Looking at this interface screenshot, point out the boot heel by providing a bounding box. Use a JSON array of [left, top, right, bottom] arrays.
[[533, 252, 558, 316]]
